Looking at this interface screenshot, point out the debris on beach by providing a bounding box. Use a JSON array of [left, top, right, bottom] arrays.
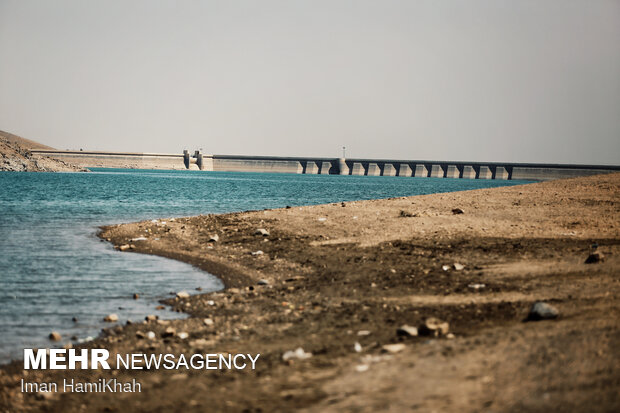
[[453, 263, 465, 270], [282, 347, 312, 361], [162, 327, 176, 338], [146, 331, 156, 340], [103, 314, 119, 322], [354, 342, 363, 353], [203, 318, 214, 326], [442, 265, 450, 271], [419, 317, 450, 336], [526, 302, 559, 321], [452, 208, 465, 214], [357, 330, 371, 336], [254, 228, 270, 236], [176, 291, 190, 299], [136, 331, 145, 339], [208, 234, 219, 242], [396, 325, 419, 337], [49, 331, 61, 341], [130, 237, 147, 242], [133, 293, 139, 299], [145, 314, 158, 322], [251, 250, 264, 256], [468, 283, 486, 290], [585, 251, 604, 264], [382, 343, 406, 353], [178, 332, 189, 340], [318, 217, 327, 222], [257, 279, 270, 286], [119, 244, 131, 251]]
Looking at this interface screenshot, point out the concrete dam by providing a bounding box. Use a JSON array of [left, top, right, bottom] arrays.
[[31, 149, 620, 181]]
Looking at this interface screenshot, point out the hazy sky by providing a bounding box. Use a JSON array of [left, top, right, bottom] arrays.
[[1, 0, 619, 164]]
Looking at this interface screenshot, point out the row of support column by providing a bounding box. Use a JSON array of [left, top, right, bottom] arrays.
[[339, 161, 510, 179]]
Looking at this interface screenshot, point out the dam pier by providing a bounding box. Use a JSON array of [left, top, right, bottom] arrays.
[[32, 150, 619, 181]]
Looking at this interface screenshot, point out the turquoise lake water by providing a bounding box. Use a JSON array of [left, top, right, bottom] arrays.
[[0, 169, 531, 362]]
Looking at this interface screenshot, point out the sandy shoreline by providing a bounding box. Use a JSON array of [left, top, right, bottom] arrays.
[[1, 173, 619, 412]]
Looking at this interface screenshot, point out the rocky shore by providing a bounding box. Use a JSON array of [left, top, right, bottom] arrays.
[[1, 173, 619, 412], [0, 132, 88, 172]]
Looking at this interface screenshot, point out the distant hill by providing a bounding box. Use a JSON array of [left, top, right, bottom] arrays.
[[0, 130, 87, 172], [0, 130, 56, 150]]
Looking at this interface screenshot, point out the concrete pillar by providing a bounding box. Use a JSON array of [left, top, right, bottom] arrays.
[[495, 166, 509, 180], [305, 161, 319, 174], [367, 163, 381, 176], [338, 158, 349, 175], [446, 165, 459, 179], [319, 161, 332, 175], [430, 164, 444, 178], [478, 166, 492, 179], [462, 165, 476, 179], [296, 162, 304, 174], [414, 164, 428, 177], [398, 163, 412, 177], [383, 163, 397, 176], [183, 150, 190, 169], [351, 162, 365, 176], [194, 150, 203, 170]]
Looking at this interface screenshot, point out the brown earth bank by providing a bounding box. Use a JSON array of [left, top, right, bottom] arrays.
[[1, 173, 619, 412], [0, 130, 88, 172]]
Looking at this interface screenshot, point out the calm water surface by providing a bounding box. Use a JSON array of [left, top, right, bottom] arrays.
[[0, 169, 531, 362]]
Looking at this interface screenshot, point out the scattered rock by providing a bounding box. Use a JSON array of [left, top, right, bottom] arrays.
[[468, 283, 486, 290], [251, 250, 264, 256], [133, 293, 139, 299], [49, 331, 61, 341], [176, 291, 190, 299], [396, 325, 419, 337], [382, 343, 406, 353], [452, 208, 465, 215], [119, 244, 130, 251], [135, 331, 146, 339], [145, 314, 158, 322], [282, 347, 312, 361], [446, 333, 455, 339], [354, 342, 362, 353], [203, 318, 214, 326], [190, 338, 213, 349], [526, 302, 559, 321], [585, 252, 604, 264], [355, 364, 369, 372], [71, 317, 78, 323], [130, 237, 147, 242], [178, 332, 189, 340], [419, 317, 450, 336], [257, 279, 270, 286], [146, 331, 156, 340], [254, 228, 270, 237], [453, 263, 465, 271], [208, 234, 219, 242], [317, 217, 327, 222], [103, 314, 119, 322], [228, 288, 240, 294], [357, 330, 371, 336], [162, 327, 176, 338], [442, 265, 450, 271], [155, 305, 165, 310]]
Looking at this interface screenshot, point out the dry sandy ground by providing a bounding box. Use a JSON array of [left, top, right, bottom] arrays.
[[0, 130, 86, 172], [1, 173, 618, 412]]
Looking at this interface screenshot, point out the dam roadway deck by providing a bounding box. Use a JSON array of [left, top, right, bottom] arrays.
[[31, 150, 620, 181]]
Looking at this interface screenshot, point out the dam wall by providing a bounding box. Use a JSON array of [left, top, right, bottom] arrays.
[[32, 150, 619, 181], [32, 150, 188, 170]]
